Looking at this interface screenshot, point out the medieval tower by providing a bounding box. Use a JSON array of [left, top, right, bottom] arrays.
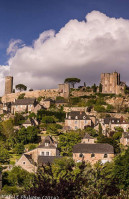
[[101, 72, 125, 95], [5, 76, 13, 94]]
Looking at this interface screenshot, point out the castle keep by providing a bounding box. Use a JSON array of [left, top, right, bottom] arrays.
[[101, 72, 125, 95], [5, 76, 13, 94]]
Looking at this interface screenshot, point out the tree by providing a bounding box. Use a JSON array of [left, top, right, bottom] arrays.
[[14, 143, 25, 154], [64, 78, 81, 88], [92, 83, 97, 93], [99, 83, 102, 93], [0, 145, 10, 164], [58, 131, 82, 156], [15, 84, 27, 92]]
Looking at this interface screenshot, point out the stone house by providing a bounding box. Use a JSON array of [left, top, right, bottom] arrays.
[[100, 117, 129, 135], [81, 133, 95, 144], [40, 98, 55, 109], [16, 136, 60, 172], [73, 143, 114, 165], [65, 111, 93, 130], [3, 102, 11, 113], [120, 132, 129, 146], [11, 98, 37, 114], [22, 118, 35, 128]]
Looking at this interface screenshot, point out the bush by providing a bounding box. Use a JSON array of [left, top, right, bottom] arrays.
[[14, 143, 25, 154], [18, 93, 25, 99]]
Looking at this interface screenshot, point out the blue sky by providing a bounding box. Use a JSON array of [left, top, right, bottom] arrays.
[[0, 0, 129, 65]]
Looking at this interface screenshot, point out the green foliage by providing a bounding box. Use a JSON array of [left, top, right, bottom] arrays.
[[14, 143, 25, 154], [97, 135, 120, 154], [58, 131, 82, 156], [37, 109, 66, 122], [0, 145, 10, 164], [2, 166, 34, 194], [94, 105, 106, 112], [28, 144, 37, 151], [113, 131, 122, 141], [84, 127, 98, 137], [42, 115, 57, 123], [92, 83, 97, 93], [64, 77, 81, 88], [13, 113, 25, 125], [46, 123, 62, 136], [106, 104, 114, 112], [17, 126, 39, 144], [99, 83, 102, 93], [0, 119, 14, 138], [18, 93, 25, 99], [113, 147, 129, 189], [15, 84, 27, 92]]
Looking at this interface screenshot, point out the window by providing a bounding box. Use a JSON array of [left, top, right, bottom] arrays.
[[75, 121, 77, 124], [112, 120, 114, 123], [75, 126, 78, 130], [117, 120, 119, 123], [45, 142, 49, 146], [69, 116, 71, 119], [41, 152, 44, 156], [75, 116, 78, 119], [83, 116, 86, 119], [85, 120, 87, 124], [46, 152, 49, 156], [23, 162, 26, 164], [91, 153, 95, 158], [79, 153, 83, 157], [104, 154, 108, 158]]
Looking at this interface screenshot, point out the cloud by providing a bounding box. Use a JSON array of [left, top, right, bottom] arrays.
[[1, 10, 129, 96]]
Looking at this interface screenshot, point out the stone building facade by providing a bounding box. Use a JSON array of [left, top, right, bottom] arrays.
[[16, 136, 59, 173], [65, 111, 93, 130], [120, 132, 129, 146], [73, 143, 114, 165], [101, 72, 125, 95], [100, 117, 129, 135], [5, 76, 13, 94]]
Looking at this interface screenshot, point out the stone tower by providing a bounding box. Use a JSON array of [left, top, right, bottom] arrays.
[[100, 72, 125, 95], [58, 83, 70, 99], [5, 76, 13, 94]]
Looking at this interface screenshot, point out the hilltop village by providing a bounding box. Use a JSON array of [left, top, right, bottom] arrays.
[[0, 71, 129, 197]]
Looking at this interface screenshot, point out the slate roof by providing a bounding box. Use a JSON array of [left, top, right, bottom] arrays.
[[38, 156, 62, 166], [24, 154, 35, 165], [104, 117, 129, 124], [23, 118, 31, 124], [44, 98, 54, 102], [66, 111, 90, 120], [83, 133, 94, 139], [12, 98, 36, 105], [37, 136, 57, 149], [73, 143, 114, 154]]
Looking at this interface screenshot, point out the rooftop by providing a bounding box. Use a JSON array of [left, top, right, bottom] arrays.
[[73, 143, 114, 154], [66, 111, 90, 120], [12, 98, 36, 105]]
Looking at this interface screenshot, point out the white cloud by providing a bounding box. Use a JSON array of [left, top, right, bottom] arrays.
[[1, 10, 129, 96]]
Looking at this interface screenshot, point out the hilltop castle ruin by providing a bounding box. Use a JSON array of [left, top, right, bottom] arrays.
[[101, 72, 125, 95], [2, 76, 70, 103]]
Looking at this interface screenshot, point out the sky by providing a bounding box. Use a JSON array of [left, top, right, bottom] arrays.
[[0, 0, 129, 95]]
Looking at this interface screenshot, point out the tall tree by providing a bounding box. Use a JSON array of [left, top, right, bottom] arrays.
[[64, 78, 81, 88], [15, 84, 27, 92]]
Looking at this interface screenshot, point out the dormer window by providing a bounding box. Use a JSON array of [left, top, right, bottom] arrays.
[[112, 120, 114, 123], [83, 116, 86, 119], [69, 116, 71, 119], [117, 120, 119, 123], [79, 153, 83, 157], [75, 116, 78, 119], [45, 142, 49, 146]]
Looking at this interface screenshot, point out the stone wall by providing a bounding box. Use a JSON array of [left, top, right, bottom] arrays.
[[2, 83, 70, 103]]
